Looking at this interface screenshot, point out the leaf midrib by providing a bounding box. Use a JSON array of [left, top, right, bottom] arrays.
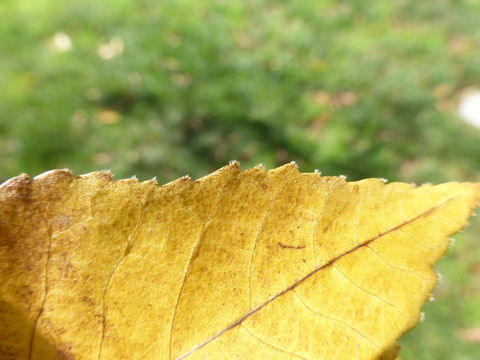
[[176, 196, 455, 360]]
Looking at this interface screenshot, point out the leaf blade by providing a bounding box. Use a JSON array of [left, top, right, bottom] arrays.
[[0, 164, 478, 360]]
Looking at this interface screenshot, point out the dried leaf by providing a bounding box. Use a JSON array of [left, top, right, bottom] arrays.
[[1, 163, 479, 360]]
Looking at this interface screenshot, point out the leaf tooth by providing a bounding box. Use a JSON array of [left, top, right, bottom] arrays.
[[243, 165, 267, 179], [257, 164, 267, 175], [146, 176, 158, 186], [140, 178, 159, 193], [286, 161, 299, 170], [228, 160, 240, 169], [161, 175, 192, 189], [33, 168, 73, 181], [78, 170, 113, 182], [117, 178, 139, 185], [268, 162, 300, 178], [192, 161, 241, 184], [0, 172, 32, 190]]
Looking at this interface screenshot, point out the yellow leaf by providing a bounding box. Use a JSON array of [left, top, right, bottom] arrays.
[[0, 163, 479, 360]]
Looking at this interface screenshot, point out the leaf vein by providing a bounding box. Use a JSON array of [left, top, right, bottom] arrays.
[[97, 187, 153, 360], [28, 204, 52, 360], [332, 265, 408, 319], [241, 325, 307, 360], [366, 245, 428, 283], [292, 289, 381, 349], [175, 196, 456, 359], [248, 185, 284, 309], [169, 179, 230, 360]]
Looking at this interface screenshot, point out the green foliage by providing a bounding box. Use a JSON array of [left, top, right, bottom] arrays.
[[1, 0, 479, 184], [1, 1, 480, 358]]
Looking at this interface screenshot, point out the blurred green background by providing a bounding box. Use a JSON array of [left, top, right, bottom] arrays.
[[1, 0, 479, 358]]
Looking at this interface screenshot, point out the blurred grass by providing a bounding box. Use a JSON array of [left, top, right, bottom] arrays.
[[0, 0, 479, 358]]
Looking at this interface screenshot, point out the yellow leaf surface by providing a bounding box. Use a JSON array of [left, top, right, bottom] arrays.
[[0, 163, 479, 360]]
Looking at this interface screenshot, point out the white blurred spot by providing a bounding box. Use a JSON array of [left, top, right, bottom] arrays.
[[163, 57, 180, 71], [128, 72, 142, 86], [458, 90, 480, 128], [170, 73, 192, 87], [93, 152, 112, 165], [127, 150, 141, 163], [166, 33, 182, 47], [98, 37, 124, 60], [71, 110, 88, 128], [458, 328, 480, 343], [448, 238, 455, 248], [51, 32, 72, 52], [85, 88, 101, 101], [419, 312, 425, 322]]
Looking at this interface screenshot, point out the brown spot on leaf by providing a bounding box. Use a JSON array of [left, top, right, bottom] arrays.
[[278, 242, 306, 250]]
